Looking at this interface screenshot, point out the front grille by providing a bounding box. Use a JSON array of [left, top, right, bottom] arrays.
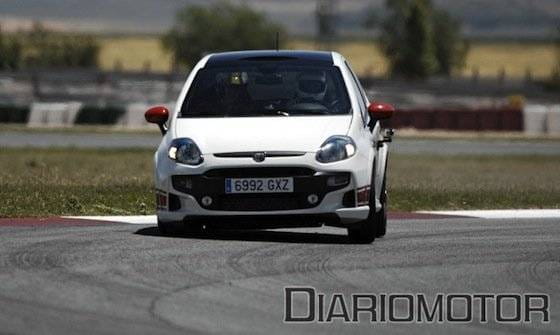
[[214, 151, 306, 158], [211, 194, 316, 211], [204, 167, 315, 178]]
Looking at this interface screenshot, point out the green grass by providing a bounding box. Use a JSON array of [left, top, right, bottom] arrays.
[[1, 148, 559, 217], [0, 148, 154, 218], [389, 154, 560, 211]]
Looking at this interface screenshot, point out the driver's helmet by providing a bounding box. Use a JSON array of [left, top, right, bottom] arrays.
[[296, 71, 327, 101]]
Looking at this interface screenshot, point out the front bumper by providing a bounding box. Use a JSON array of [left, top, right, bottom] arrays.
[[157, 200, 370, 227], [155, 152, 373, 226]]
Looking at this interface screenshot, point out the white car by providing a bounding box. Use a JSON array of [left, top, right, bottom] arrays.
[[145, 51, 394, 243]]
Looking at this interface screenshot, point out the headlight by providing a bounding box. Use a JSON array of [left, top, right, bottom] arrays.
[[168, 138, 204, 165], [316, 136, 356, 163]]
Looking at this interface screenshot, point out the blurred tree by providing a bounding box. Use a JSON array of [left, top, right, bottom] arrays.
[[554, 23, 560, 73], [380, 0, 467, 79], [0, 25, 23, 70], [548, 24, 560, 90], [363, 6, 379, 30], [163, 1, 284, 69], [433, 9, 469, 76], [22, 22, 99, 69], [316, 0, 337, 48], [379, 0, 409, 70], [381, 0, 437, 78]]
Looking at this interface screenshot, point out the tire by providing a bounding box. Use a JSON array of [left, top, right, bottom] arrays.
[[157, 219, 176, 236], [347, 161, 388, 244], [347, 201, 381, 244], [347, 219, 376, 244], [158, 219, 203, 236], [184, 222, 204, 234], [374, 177, 388, 238]]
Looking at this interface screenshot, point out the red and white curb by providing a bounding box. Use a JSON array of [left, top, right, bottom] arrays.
[[64, 215, 157, 225], [65, 209, 560, 225], [63, 213, 456, 225], [2, 210, 558, 227]]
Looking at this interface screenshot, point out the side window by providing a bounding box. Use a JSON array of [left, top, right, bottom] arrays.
[[344, 62, 369, 125]]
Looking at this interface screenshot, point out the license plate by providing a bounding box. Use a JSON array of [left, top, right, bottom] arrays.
[[225, 177, 294, 194]]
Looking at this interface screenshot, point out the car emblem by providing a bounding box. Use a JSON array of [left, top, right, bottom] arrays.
[[253, 152, 266, 162]]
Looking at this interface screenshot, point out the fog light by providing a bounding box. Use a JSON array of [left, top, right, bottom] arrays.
[[356, 186, 370, 206], [327, 174, 350, 187], [201, 196, 213, 207], [307, 194, 319, 205], [156, 191, 168, 209], [172, 176, 192, 192]]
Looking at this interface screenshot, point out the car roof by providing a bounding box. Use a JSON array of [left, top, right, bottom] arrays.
[[205, 50, 334, 68]]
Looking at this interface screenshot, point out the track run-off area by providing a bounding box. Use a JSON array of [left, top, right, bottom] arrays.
[[0, 210, 558, 334]]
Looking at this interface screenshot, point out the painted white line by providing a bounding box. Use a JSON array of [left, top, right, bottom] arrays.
[[418, 209, 560, 219], [64, 215, 157, 225]]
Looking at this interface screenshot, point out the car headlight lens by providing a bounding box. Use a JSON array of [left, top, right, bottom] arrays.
[[316, 136, 356, 163], [168, 138, 203, 165]]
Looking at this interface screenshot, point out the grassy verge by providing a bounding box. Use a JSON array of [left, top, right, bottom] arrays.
[[1, 148, 559, 217], [0, 148, 154, 218], [389, 154, 560, 211]]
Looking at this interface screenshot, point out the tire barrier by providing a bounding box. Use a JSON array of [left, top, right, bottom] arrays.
[[547, 105, 560, 135], [0, 105, 30, 123], [119, 103, 151, 128], [75, 106, 126, 125], [385, 108, 523, 131], [118, 102, 175, 128], [7, 103, 559, 134], [524, 105, 548, 135], [27, 102, 82, 127]]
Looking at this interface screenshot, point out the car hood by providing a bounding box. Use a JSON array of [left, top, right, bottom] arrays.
[[173, 115, 352, 154]]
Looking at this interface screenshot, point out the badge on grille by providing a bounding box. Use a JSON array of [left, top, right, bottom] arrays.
[[253, 152, 266, 162]]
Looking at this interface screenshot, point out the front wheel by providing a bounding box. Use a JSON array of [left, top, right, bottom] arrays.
[[347, 173, 388, 244], [375, 178, 388, 238], [158, 219, 205, 236], [157, 219, 180, 236]]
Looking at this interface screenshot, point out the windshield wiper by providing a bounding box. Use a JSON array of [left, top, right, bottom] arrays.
[[276, 111, 290, 116]]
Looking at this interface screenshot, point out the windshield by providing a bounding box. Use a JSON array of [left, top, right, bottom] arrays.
[[180, 64, 351, 118]]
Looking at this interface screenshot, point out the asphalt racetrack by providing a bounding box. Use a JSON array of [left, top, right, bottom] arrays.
[[0, 215, 558, 334]]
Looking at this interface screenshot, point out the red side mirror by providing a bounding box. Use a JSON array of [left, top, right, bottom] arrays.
[[368, 102, 395, 120], [145, 106, 169, 124], [145, 106, 169, 135]]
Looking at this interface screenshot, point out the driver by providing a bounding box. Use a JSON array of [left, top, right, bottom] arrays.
[[295, 71, 327, 103]]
